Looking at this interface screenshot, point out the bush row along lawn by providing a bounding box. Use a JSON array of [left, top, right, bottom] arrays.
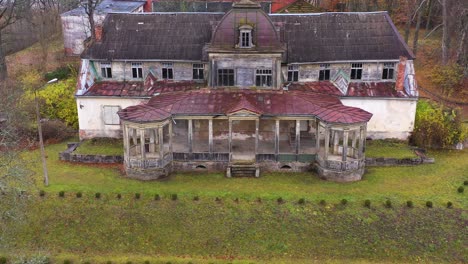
[[23, 141, 467, 207]]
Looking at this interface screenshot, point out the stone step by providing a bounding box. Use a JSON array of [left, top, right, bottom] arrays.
[[227, 164, 260, 178]]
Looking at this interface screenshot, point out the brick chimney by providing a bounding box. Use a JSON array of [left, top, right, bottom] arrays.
[[395, 56, 407, 92], [144, 0, 152, 12], [95, 25, 103, 42]]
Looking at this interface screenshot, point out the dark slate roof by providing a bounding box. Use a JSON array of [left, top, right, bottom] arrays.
[[83, 11, 414, 62], [61, 0, 145, 16], [81, 13, 224, 60], [270, 12, 414, 62], [153, 0, 271, 13], [118, 89, 373, 124]]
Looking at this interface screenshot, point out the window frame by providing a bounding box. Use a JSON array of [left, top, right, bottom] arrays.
[[287, 65, 299, 82], [238, 25, 254, 48], [319, 63, 330, 81], [131, 62, 143, 79], [100, 62, 112, 79], [162, 62, 174, 80], [255, 68, 272, 87], [382, 62, 395, 80], [192, 63, 204, 80], [102, 105, 121, 125], [217, 68, 235, 86], [350, 63, 363, 80]]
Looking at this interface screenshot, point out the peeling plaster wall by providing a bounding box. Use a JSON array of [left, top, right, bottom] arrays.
[[76, 97, 148, 139], [61, 14, 106, 56], [340, 98, 417, 139]]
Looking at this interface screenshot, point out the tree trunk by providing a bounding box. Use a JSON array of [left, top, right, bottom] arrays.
[[412, 0, 424, 56], [441, 0, 449, 64], [455, 22, 467, 66], [425, 0, 433, 31], [88, 0, 96, 41], [0, 31, 7, 81], [404, 0, 413, 44]]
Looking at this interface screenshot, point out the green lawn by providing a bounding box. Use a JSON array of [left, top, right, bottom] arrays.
[[2, 140, 465, 263], [73, 138, 124, 156], [365, 139, 416, 159]]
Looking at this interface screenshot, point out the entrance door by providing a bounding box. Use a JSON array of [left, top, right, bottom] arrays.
[[231, 119, 256, 162]]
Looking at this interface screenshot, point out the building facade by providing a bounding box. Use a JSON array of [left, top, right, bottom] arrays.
[[75, 0, 417, 181]]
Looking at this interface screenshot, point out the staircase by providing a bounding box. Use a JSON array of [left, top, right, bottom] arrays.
[[227, 162, 260, 178]]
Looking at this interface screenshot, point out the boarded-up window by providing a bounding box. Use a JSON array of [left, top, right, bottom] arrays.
[[103, 106, 121, 125]]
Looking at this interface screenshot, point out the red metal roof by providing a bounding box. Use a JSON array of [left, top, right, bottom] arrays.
[[118, 89, 372, 124]]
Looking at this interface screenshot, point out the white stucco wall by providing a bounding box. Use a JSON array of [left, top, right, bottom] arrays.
[[340, 98, 417, 140], [76, 97, 148, 139]]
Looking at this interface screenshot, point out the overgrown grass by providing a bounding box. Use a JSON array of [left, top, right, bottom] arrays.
[[73, 138, 123, 156], [365, 139, 416, 159]]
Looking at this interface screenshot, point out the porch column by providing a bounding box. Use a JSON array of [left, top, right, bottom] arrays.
[[255, 119, 259, 155], [324, 126, 330, 160], [342, 130, 349, 162], [315, 120, 320, 151], [208, 119, 213, 153], [275, 120, 279, 160], [140, 128, 146, 161], [149, 129, 155, 153], [351, 130, 357, 158], [228, 119, 232, 160], [169, 122, 173, 154], [333, 130, 339, 154], [358, 126, 365, 159], [123, 124, 130, 161], [295, 120, 300, 156], [158, 126, 164, 161], [131, 128, 138, 154], [188, 119, 193, 154]]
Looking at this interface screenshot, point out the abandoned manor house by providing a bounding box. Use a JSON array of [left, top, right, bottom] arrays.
[[74, 0, 418, 181]]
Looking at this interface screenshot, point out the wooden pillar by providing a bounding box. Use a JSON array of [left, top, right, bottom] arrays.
[[131, 128, 138, 154], [351, 130, 357, 158], [123, 124, 130, 161], [158, 126, 164, 161], [333, 130, 339, 154], [228, 119, 232, 161], [295, 120, 300, 156], [169, 122, 173, 154], [324, 126, 330, 160], [208, 119, 213, 153], [140, 128, 146, 162], [255, 119, 259, 155], [149, 129, 155, 153], [342, 130, 349, 162], [275, 120, 279, 160], [188, 119, 193, 154], [358, 126, 365, 159], [315, 120, 320, 151]]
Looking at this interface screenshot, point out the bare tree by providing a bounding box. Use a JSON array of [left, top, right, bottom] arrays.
[[441, 0, 449, 64], [80, 0, 102, 41], [0, 0, 32, 80], [412, 0, 426, 55]]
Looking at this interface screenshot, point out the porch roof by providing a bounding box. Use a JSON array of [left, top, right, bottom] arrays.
[[118, 89, 372, 124]]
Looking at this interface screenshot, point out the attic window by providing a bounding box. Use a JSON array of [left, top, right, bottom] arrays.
[[131, 62, 143, 79], [350, 63, 362, 80], [382, 62, 395, 80], [238, 25, 254, 48], [162, 62, 173, 80], [100, 62, 112, 78], [319, 64, 330, 81], [287, 65, 299, 82]]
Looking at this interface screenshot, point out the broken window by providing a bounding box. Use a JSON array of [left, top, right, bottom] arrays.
[[287, 65, 299, 82], [192, 63, 204, 80], [319, 63, 330, 81], [350, 63, 362, 80], [255, 68, 272, 87], [382, 62, 395, 80], [162, 62, 173, 80], [102, 105, 120, 125], [100, 62, 112, 78], [217, 69, 234, 86], [131, 62, 143, 79]]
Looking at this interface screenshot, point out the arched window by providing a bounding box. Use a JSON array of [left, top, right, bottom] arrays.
[[238, 25, 254, 48]]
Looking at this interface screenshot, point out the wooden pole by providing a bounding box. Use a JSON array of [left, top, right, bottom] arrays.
[[209, 119, 213, 153], [188, 119, 193, 154]]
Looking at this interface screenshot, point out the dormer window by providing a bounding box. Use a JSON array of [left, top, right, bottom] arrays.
[[238, 25, 254, 48]]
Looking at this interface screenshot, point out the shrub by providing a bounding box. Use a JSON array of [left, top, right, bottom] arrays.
[[135, 193, 141, 199], [39, 190, 45, 197], [431, 63, 464, 96], [277, 197, 284, 204], [215, 197, 221, 202], [116, 194, 121, 199], [171, 194, 177, 201], [411, 100, 467, 148], [144, 261, 150, 264], [234, 198, 239, 203], [0, 256, 7, 264], [426, 201, 433, 208], [319, 199, 326, 206], [406, 201, 413, 208], [447, 201, 453, 208], [58, 191, 65, 198], [193, 196, 199, 201], [464, 180, 468, 186], [154, 194, 160, 200], [385, 200, 392, 208], [45, 66, 72, 81], [340, 199, 348, 205], [95, 192, 101, 199], [40, 119, 75, 142], [63, 260, 72, 264], [364, 199, 371, 208], [298, 198, 305, 204], [76, 192, 82, 198], [458, 186, 464, 193]]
